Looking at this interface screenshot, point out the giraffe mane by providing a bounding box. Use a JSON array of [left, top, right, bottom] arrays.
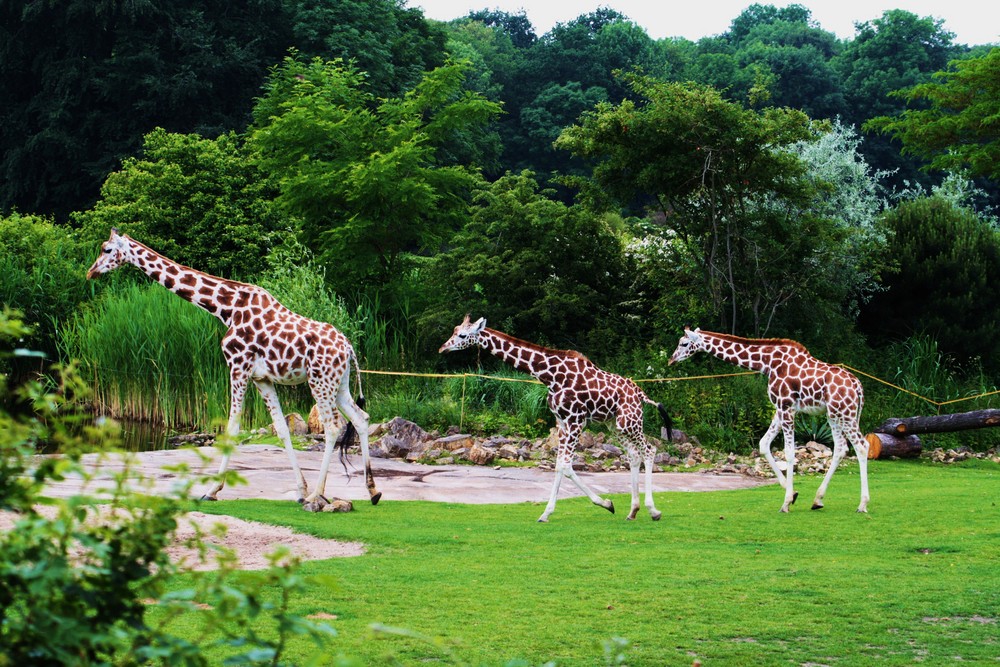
[[486, 329, 590, 362], [123, 234, 271, 295], [697, 330, 810, 354]]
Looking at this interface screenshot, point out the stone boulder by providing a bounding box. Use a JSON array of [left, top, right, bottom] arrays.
[[467, 443, 496, 465], [307, 404, 344, 435]]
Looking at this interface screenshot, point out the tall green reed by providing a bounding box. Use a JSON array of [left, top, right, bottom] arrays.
[[58, 283, 244, 428]]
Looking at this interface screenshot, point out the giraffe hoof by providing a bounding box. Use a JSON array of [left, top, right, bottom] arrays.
[[296, 497, 305, 505], [199, 495, 218, 502], [370, 492, 382, 506], [651, 512, 662, 521], [791, 491, 799, 505], [603, 500, 615, 514], [537, 516, 549, 523], [626, 513, 638, 521], [811, 502, 824, 510]]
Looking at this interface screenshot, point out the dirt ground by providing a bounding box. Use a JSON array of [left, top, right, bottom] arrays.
[[6, 445, 771, 569]]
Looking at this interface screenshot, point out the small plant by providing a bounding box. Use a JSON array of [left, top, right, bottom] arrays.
[[795, 413, 834, 446], [1, 309, 339, 665]]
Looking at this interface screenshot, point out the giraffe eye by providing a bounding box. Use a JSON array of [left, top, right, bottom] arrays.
[[103, 246, 112, 254]]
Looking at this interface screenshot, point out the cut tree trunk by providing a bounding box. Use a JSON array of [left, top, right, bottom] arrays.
[[864, 432, 922, 459], [875, 409, 1000, 435]]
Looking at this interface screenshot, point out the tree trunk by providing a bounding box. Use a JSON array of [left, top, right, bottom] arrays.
[[865, 432, 922, 459], [875, 409, 1000, 435]]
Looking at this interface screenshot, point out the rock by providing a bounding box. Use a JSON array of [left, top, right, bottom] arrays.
[[377, 435, 414, 458], [307, 404, 344, 435], [385, 416, 429, 444], [497, 443, 520, 460], [599, 443, 623, 458], [468, 443, 496, 465], [271, 413, 308, 437], [435, 434, 475, 451], [322, 499, 353, 513]]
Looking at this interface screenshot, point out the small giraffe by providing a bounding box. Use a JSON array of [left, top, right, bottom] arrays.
[[668, 327, 869, 513], [439, 316, 672, 522], [86, 229, 381, 511]]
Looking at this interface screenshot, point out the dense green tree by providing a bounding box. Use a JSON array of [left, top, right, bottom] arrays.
[[74, 129, 284, 279], [833, 9, 962, 188], [0, 0, 293, 220], [465, 8, 536, 48], [422, 171, 632, 354], [248, 55, 500, 292], [287, 0, 448, 98], [859, 197, 1000, 369], [555, 74, 867, 336], [0, 214, 89, 359], [866, 48, 1000, 184], [0, 0, 450, 221]]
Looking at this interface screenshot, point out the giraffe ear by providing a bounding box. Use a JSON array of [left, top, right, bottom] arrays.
[[472, 317, 486, 333], [461, 313, 471, 325]]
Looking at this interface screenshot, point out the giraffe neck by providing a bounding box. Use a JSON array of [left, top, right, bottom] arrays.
[[121, 236, 271, 327], [698, 331, 794, 375], [478, 329, 573, 384]]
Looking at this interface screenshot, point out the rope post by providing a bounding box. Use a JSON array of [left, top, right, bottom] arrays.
[[460, 373, 467, 431]]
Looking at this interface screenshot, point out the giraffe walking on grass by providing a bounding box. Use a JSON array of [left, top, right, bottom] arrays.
[[668, 327, 869, 513], [87, 229, 381, 511], [439, 316, 672, 522]]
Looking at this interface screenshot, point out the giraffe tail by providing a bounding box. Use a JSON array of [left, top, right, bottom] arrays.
[[656, 402, 674, 443], [337, 349, 366, 477]]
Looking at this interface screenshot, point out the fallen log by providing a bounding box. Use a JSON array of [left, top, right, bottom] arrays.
[[875, 409, 1000, 435], [864, 432, 922, 459]]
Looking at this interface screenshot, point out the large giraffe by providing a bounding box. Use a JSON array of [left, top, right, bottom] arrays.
[[668, 327, 869, 513], [439, 316, 672, 522], [86, 229, 381, 511]]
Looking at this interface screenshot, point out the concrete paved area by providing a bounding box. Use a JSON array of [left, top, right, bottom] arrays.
[[42, 444, 773, 504]]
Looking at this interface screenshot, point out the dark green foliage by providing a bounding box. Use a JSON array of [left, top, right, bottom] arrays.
[[248, 54, 500, 293], [866, 48, 1000, 182], [0, 214, 89, 358], [288, 0, 448, 98], [423, 171, 633, 354], [859, 196, 1000, 371], [0, 0, 293, 220], [74, 129, 284, 279], [833, 9, 963, 190], [556, 75, 845, 336]]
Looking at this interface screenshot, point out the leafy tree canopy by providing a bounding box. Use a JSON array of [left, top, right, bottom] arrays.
[[248, 54, 501, 291], [423, 171, 632, 354], [866, 48, 1000, 183], [74, 129, 284, 279]]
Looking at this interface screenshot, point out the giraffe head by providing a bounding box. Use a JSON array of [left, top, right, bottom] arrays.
[[439, 315, 487, 353], [668, 327, 705, 365], [87, 228, 130, 279]]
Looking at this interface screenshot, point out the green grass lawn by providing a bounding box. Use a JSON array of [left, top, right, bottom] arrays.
[[188, 460, 1000, 666]]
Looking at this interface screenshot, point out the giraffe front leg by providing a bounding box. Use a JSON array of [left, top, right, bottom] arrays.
[[643, 453, 661, 521], [758, 413, 786, 489], [201, 367, 247, 501], [779, 419, 798, 513], [626, 448, 642, 521], [538, 421, 613, 522]]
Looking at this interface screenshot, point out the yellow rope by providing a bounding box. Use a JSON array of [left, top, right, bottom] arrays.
[[836, 364, 941, 407], [359, 366, 1000, 411]]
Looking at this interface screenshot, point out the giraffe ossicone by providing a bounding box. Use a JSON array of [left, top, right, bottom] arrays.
[[87, 229, 381, 511], [669, 327, 870, 513], [440, 315, 673, 522]]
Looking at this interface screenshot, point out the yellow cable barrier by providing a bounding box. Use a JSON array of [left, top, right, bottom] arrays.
[[360, 366, 1000, 411]]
